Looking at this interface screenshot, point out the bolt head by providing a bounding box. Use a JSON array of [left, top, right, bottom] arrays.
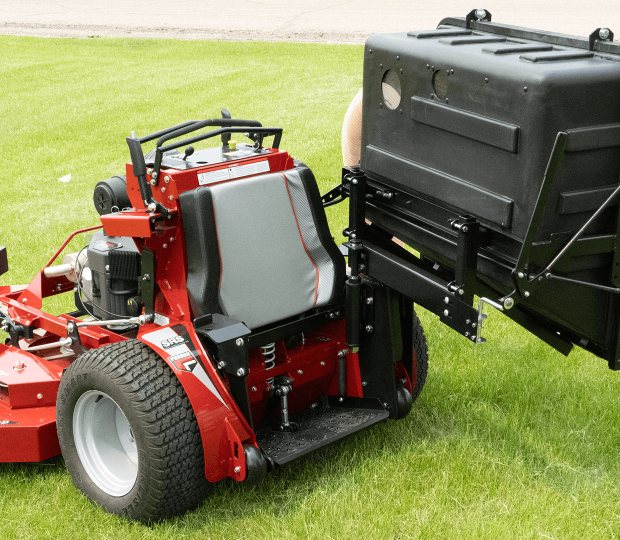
[[599, 28, 611, 40], [475, 9, 487, 19], [517, 272, 525, 279], [252, 386, 257, 392], [169, 237, 174, 242], [352, 179, 358, 185], [162, 244, 168, 249], [234, 466, 241, 474], [458, 289, 464, 295], [365, 325, 374, 333], [217, 361, 226, 369], [236, 367, 245, 377], [37, 394, 43, 400], [444, 297, 450, 304], [236, 338, 244, 346], [524, 291, 530, 298], [150, 179, 156, 186], [298, 370, 303, 375], [504, 298, 514, 309], [362, 381, 367, 387], [169, 195, 174, 201], [164, 176, 170, 183], [320, 361, 326, 366], [152, 171, 158, 179], [366, 297, 374, 305], [471, 335, 476, 341], [443, 309, 449, 317]]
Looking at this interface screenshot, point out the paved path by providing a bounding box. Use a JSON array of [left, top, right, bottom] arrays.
[[0, 1, 618, 43]]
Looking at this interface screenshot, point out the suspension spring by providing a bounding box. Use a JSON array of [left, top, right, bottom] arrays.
[[261, 342, 276, 386]]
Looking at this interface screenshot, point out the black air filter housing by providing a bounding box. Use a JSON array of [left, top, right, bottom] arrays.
[[93, 175, 132, 215]]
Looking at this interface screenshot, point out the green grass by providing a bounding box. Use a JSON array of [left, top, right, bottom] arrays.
[[2, 36, 620, 539]]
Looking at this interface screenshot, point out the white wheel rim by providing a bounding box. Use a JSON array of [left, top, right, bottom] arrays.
[[73, 390, 138, 496]]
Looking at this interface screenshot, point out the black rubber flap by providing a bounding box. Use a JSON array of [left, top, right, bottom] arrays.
[[256, 396, 388, 465]]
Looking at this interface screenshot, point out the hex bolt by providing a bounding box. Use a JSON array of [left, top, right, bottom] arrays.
[[152, 171, 158, 179], [504, 298, 515, 309], [475, 8, 487, 19], [365, 325, 374, 333], [466, 319, 471, 325], [524, 87, 528, 92], [444, 297, 450, 304], [362, 381, 367, 387], [105, 265, 110, 272], [236, 367, 245, 377], [472, 323, 476, 328], [465, 332, 470, 337], [252, 386, 257, 392], [517, 272, 525, 279], [358, 264, 366, 272], [164, 176, 170, 183], [234, 466, 241, 474], [352, 179, 358, 185], [298, 370, 303, 375], [14, 360, 25, 370], [150, 179, 156, 186], [162, 244, 168, 249], [320, 361, 326, 366], [161, 187, 166, 193], [471, 336, 477, 341], [600, 28, 611, 40], [169, 195, 174, 201], [37, 394, 43, 400], [524, 291, 530, 297], [443, 309, 449, 317], [22, 299, 26, 304], [217, 361, 226, 369], [461, 226, 468, 233], [458, 289, 464, 295], [236, 338, 244, 346], [142, 274, 150, 282], [366, 297, 374, 305]]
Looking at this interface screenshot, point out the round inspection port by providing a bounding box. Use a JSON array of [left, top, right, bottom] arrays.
[[432, 69, 449, 101], [381, 69, 402, 110]]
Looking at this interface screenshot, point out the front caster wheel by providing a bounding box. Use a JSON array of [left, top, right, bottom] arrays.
[[56, 339, 210, 522]]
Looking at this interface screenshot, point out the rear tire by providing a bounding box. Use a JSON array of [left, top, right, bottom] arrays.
[[395, 310, 428, 419], [56, 339, 210, 522]]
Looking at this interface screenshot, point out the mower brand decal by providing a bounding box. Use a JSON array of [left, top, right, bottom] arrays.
[[198, 160, 270, 185], [141, 327, 228, 408], [160, 336, 186, 350], [93, 240, 122, 252], [168, 351, 198, 372], [0, 421, 18, 426]]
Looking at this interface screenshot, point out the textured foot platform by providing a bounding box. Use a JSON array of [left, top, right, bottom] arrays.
[[256, 396, 389, 465]]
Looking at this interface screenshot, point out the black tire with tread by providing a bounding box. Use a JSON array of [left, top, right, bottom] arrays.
[[410, 311, 429, 403], [56, 339, 210, 522]]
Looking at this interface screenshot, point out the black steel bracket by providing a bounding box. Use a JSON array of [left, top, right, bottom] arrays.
[[465, 8, 491, 29], [194, 313, 253, 429], [321, 184, 348, 208]]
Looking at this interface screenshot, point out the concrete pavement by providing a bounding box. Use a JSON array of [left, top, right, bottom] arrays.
[[0, 1, 618, 43]]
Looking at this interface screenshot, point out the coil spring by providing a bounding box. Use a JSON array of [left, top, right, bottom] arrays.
[[261, 342, 276, 386]]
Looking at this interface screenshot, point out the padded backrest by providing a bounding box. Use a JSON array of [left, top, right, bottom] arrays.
[[180, 165, 345, 329]]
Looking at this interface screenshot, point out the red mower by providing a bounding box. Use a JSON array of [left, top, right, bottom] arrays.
[[2, 10, 620, 522]]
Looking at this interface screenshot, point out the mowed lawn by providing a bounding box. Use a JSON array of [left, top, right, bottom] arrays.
[[2, 36, 620, 539]]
